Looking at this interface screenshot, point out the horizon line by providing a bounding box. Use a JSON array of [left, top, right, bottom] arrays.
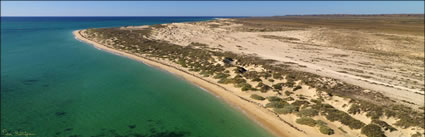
[[0, 13, 425, 18], [1, 13, 424, 18], [0, 16, 249, 17]]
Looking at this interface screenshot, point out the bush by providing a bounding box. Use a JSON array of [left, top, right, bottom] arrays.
[[267, 96, 282, 102], [250, 94, 265, 100], [292, 100, 310, 107], [284, 91, 293, 96], [274, 104, 298, 114], [323, 107, 365, 129], [394, 116, 420, 129], [243, 71, 259, 79], [218, 78, 232, 84], [285, 80, 295, 87], [384, 109, 396, 118], [273, 73, 283, 79], [361, 124, 386, 137], [348, 104, 361, 114], [256, 83, 271, 92], [319, 125, 335, 135], [234, 66, 247, 74], [265, 101, 288, 108], [272, 83, 284, 90], [241, 83, 253, 91], [372, 119, 397, 132], [260, 72, 272, 79], [297, 108, 319, 117], [411, 132, 423, 137], [296, 117, 317, 127], [232, 75, 247, 87], [293, 85, 302, 91], [316, 120, 327, 126], [214, 73, 230, 79], [252, 77, 262, 82]]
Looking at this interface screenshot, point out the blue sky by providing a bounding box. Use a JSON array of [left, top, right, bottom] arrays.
[[1, 1, 424, 16]]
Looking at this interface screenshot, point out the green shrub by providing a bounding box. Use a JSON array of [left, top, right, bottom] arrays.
[[260, 85, 271, 92], [293, 85, 302, 91], [355, 101, 383, 119], [316, 120, 327, 126], [297, 108, 319, 117], [348, 104, 361, 114], [252, 77, 262, 82], [260, 72, 272, 79], [284, 91, 293, 96], [292, 100, 310, 107], [218, 78, 232, 84], [241, 83, 253, 91], [366, 109, 383, 120], [384, 109, 396, 118], [272, 83, 284, 90], [232, 75, 247, 87], [250, 94, 265, 100], [411, 132, 423, 137], [265, 101, 288, 108], [214, 73, 230, 79], [395, 115, 421, 129], [273, 104, 298, 114], [285, 80, 295, 87], [273, 72, 283, 79], [372, 119, 397, 132], [319, 125, 335, 135], [234, 66, 247, 74], [243, 71, 259, 79], [296, 117, 317, 127], [256, 83, 271, 92], [361, 124, 386, 137], [267, 96, 282, 102], [323, 107, 365, 129]]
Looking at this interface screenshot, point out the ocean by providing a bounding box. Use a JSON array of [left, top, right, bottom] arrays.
[[1, 17, 273, 137]]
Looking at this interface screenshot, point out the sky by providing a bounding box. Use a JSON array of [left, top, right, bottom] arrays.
[[1, 1, 424, 17]]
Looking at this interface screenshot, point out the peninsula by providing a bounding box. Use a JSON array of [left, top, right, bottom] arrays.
[[74, 15, 425, 137]]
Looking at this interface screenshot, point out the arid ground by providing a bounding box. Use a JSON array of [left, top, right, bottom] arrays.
[[149, 15, 425, 107]]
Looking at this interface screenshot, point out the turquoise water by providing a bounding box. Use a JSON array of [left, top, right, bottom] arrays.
[[1, 17, 273, 137]]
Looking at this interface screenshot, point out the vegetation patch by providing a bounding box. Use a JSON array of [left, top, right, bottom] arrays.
[[311, 101, 365, 129], [267, 96, 282, 102], [296, 117, 317, 127], [297, 108, 319, 117], [372, 119, 397, 132], [250, 94, 265, 100], [265, 101, 288, 108], [319, 125, 335, 135], [361, 124, 386, 137]]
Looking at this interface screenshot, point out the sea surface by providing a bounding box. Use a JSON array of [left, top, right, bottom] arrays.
[[1, 17, 273, 137]]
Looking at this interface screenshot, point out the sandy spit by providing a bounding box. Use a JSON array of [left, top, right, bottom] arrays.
[[72, 30, 313, 137]]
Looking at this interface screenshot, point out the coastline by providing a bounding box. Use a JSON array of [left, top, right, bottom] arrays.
[[73, 30, 299, 137]]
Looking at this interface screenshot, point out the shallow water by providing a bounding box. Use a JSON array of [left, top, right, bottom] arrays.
[[1, 17, 273, 137]]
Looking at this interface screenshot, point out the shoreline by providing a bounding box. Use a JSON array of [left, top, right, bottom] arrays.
[[73, 30, 299, 137]]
